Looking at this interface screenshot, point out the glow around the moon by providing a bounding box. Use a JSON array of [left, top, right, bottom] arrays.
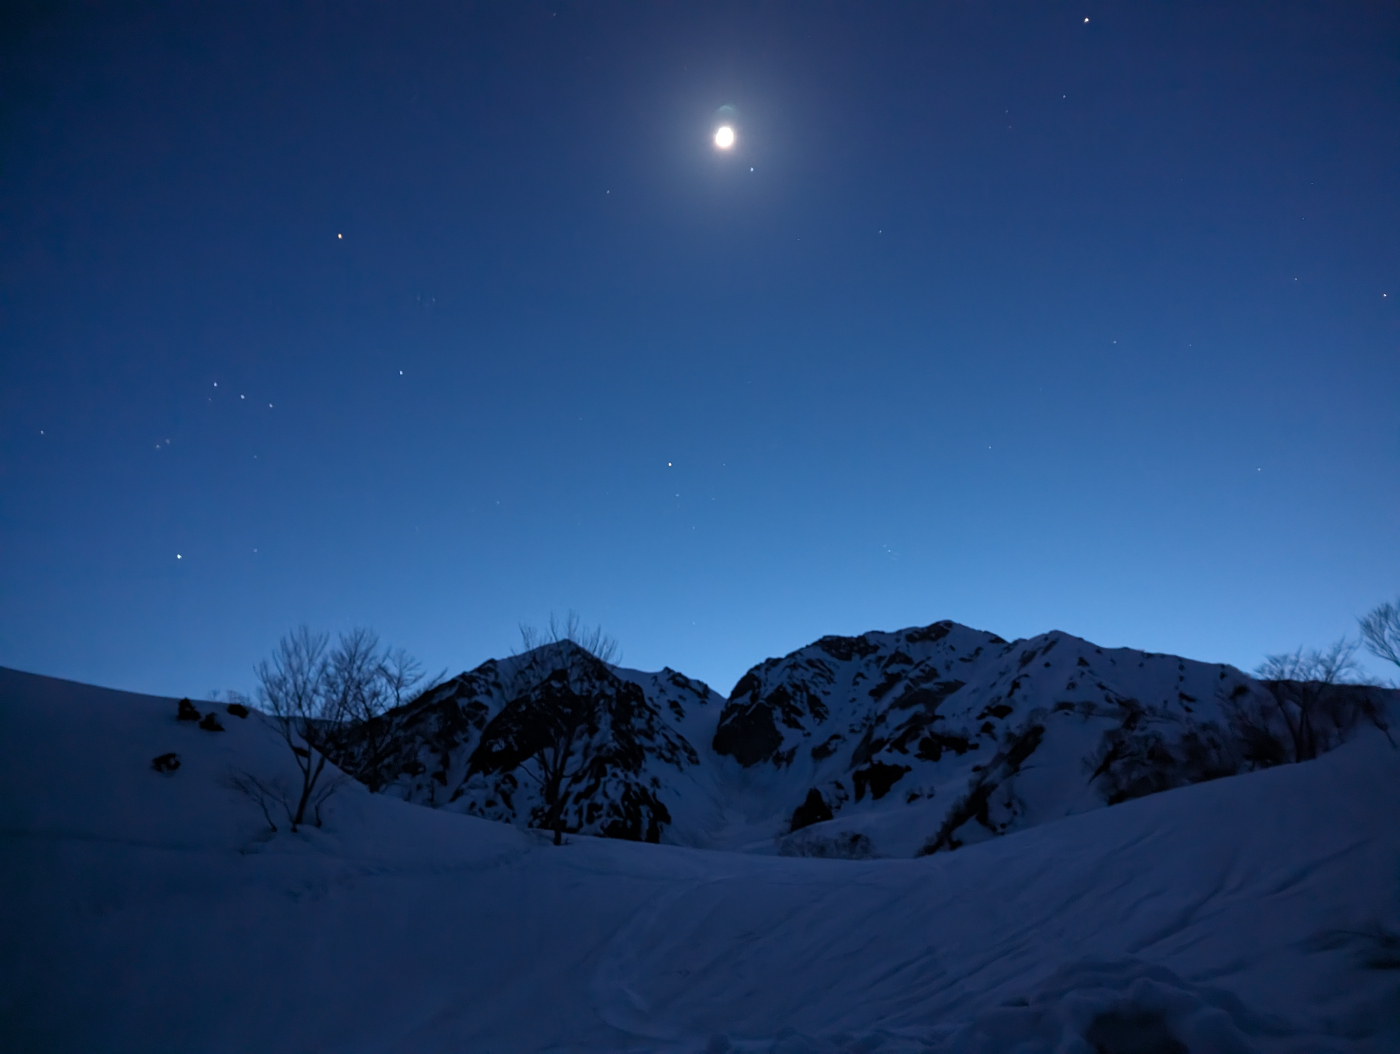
[[714, 125, 735, 149]]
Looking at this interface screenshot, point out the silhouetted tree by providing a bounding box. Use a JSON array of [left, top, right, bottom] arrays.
[[509, 612, 620, 845], [1241, 638, 1379, 763], [1360, 596, 1400, 674], [331, 633, 441, 792], [247, 626, 434, 828]]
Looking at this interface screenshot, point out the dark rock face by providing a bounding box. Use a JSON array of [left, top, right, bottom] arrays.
[[332, 661, 501, 805], [918, 724, 1046, 855], [176, 698, 200, 722], [712, 702, 783, 767], [790, 788, 834, 832], [852, 762, 911, 802]]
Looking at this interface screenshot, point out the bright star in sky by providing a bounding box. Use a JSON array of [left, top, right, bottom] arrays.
[[714, 126, 735, 150]]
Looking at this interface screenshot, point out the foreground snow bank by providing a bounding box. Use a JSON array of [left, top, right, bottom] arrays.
[[2, 667, 1397, 1053]]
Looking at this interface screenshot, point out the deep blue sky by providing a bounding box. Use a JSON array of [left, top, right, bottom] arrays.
[[2, 2, 1397, 697]]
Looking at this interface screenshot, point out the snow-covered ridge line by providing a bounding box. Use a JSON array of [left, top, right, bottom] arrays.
[[330, 620, 1394, 858]]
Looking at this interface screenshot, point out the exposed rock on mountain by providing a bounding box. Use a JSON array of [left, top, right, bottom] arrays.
[[332, 641, 722, 844], [333, 621, 1391, 856], [721, 621, 1388, 858]]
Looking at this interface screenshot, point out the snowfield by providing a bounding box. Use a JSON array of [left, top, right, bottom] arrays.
[[2, 663, 1398, 1053]]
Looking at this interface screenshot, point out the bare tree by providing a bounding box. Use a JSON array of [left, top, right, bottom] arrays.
[[226, 771, 293, 833], [1360, 596, 1400, 672], [502, 612, 621, 844], [253, 626, 344, 830], [1256, 638, 1363, 686], [517, 610, 619, 665], [1244, 638, 1379, 763], [247, 626, 438, 818], [326, 631, 440, 792], [383, 646, 435, 707]]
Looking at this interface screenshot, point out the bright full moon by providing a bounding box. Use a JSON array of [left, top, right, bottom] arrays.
[[714, 125, 735, 149]]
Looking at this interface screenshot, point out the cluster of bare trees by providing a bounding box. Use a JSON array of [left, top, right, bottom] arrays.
[[1239, 595, 1400, 766], [231, 626, 435, 832]]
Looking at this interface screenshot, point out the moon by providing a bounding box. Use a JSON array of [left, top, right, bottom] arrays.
[[714, 125, 735, 150]]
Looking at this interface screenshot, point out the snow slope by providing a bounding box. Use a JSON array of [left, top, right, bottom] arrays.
[[3, 665, 1398, 1053]]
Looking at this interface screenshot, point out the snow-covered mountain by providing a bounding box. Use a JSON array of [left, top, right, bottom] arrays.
[[334, 620, 1390, 859], [333, 641, 728, 846]]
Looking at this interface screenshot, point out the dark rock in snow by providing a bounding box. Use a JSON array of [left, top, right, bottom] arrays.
[[151, 752, 180, 773], [176, 698, 200, 722], [712, 700, 783, 767], [852, 762, 911, 801], [790, 788, 834, 832]]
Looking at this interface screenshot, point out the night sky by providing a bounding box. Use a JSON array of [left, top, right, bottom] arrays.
[[2, 2, 1397, 698]]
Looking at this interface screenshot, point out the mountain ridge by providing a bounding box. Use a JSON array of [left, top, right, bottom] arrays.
[[333, 619, 1393, 858]]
